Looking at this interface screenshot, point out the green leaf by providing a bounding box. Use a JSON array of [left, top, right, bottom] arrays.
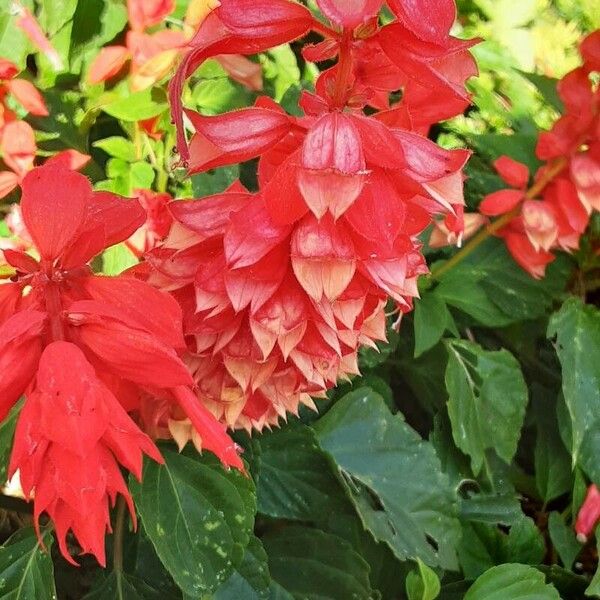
[[521, 72, 564, 112], [464, 564, 560, 600], [104, 159, 155, 195], [406, 559, 441, 600], [93, 137, 137, 161], [192, 165, 240, 197], [533, 388, 573, 504], [436, 238, 570, 327], [263, 526, 372, 599], [263, 45, 301, 101], [413, 292, 457, 358], [0, 401, 21, 482], [548, 299, 600, 484], [547, 512, 580, 570], [38, 0, 79, 37], [130, 448, 256, 597], [84, 572, 162, 599], [0, 2, 33, 70], [314, 388, 460, 569], [445, 340, 528, 474], [254, 425, 349, 522], [101, 244, 138, 275], [214, 536, 271, 600], [0, 527, 56, 599], [101, 89, 168, 122], [586, 539, 600, 597]]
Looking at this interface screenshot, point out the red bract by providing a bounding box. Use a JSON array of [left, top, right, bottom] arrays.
[[0, 165, 242, 565], [157, 0, 476, 430]]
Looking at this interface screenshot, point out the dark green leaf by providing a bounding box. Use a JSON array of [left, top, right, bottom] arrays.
[[547, 512, 580, 570], [586, 539, 600, 597], [214, 536, 271, 600], [84, 572, 162, 600], [263, 526, 372, 600], [0, 401, 20, 482], [464, 564, 560, 599], [130, 448, 255, 597], [445, 340, 528, 474], [521, 72, 564, 112], [0, 527, 56, 599], [413, 292, 457, 358], [314, 388, 460, 569], [255, 425, 349, 522], [192, 165, 240, 197], [548, 299, 600, 484]]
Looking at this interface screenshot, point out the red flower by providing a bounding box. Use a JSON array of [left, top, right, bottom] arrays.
[[576, 484, 600, 543], [0, 165, 241, 565]]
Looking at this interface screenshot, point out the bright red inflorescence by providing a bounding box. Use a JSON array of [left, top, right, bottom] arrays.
[[473, 30, 600, 278], [0, 165, 242, 565], [152, 0, 476, 433]]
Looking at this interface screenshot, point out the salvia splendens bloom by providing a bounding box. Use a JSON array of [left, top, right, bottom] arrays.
[[0, 165, 242, 565], [150, 0, 476, 433], [465, 30, 599, 278], [576, 484, 600, 543]]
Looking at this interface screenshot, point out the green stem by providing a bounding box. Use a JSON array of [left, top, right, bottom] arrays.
[[113, 496, 126, 574], [430, 157, 568, 281]]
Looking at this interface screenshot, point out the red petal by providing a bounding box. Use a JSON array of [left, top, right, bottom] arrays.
[[172, 386, 244, 471], [61, 191, 146, 268], [0, 121, 36, 175], [128, 0, 175, 31], [0, 59, 19, 80], [224, 199, 291, 269], [316, 0, 384, 28], [20, 166, 90, 261], [581, 30, 600, 72], [88, 46, 130, 84], [0, 310, 46, 420], [169, 192, 251, 239], [386, 0, 456, 43], [493, 156, 529, 189], [81, 275, 186, 350], [479, 189, 524, 216], [0, 171, 19, 199], [502, 231, 554, 279], [45, 149, 91, 171], [3, 249, 39, 274], [6, 79, 48, 116], [185, 107, 291, 173], [67, 300, 193, 388], [575, 484, 600, 542]]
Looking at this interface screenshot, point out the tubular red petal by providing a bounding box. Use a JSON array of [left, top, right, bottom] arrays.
[[493, 156, 530, 189], [0, 121, 36, 176], [6, 79, 48, 116], [575, 484, 600, 542], [88, 46, 130, 84], [20, 166, 90, 261], [479, 189, 525, 216], [172, 385, 243, 470], [185, 107, 291, 173]]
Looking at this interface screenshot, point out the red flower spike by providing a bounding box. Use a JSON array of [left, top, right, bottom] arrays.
[[493, 156, 530, 189], [315, 0, 384, 28], [298, 113, 368, 219], [576, 484, 600, 543], [9, 341, 162, 566], [1, 166, 243, 566]]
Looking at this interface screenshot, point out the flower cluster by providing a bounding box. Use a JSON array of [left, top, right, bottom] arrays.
[[88, 0, 262, 92], [454, 31, 599, 278], [0, 165, 241, 565], [150, 0, 476, 432]]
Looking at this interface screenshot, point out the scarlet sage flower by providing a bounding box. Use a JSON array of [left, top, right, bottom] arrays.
[[0, 165, 241, 565], [157, 0, 476, 431]]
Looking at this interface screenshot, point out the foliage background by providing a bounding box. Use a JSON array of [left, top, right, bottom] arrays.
[[0, 0, 599, 598]]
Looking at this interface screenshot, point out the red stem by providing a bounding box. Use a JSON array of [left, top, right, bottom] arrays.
[[45, 277, 65, 341], [331, 30, 354, 109]]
